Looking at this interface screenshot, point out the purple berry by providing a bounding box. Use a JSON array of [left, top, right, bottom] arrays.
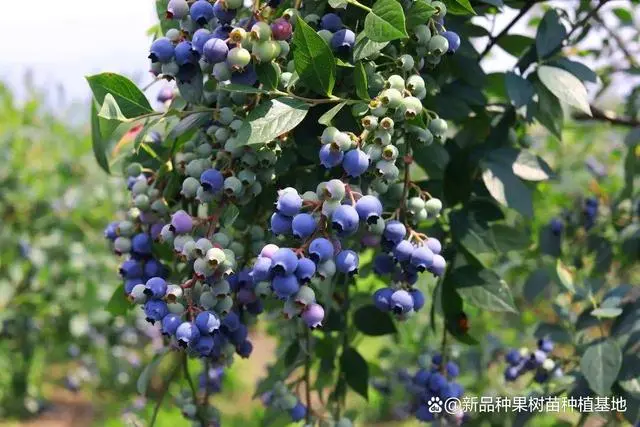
[[170, 210, 193, 234], [393, 240, 414, 262], [505, 366, 520, 381], [104, 222, 119, 240], [292, 213, 317, 239], [203, 38, 229, 64], [320, 13, 342, 32], [549, 218, 564, 236], [192, 28, 213, 54], [237, 340, 253, 358], [446, 361, 459, 377], [222, 311, 240, 331], [120, 259, 143, 279], [538, 338, 554, 353], [342, 149, 370, 177], [335, 250, 359, 274], [308, 238, 334, 263], [302, 303, 325, 328], [271, 18, 292, 40], [355, 195, 383, 224], [252, 257, 273, 282], [373, 254, 396, 275], [149, 37, 175, 63], [428, 372, 447, 392], [194, 335, 215, 357], [425, 237, 442, 255], [319, 144, 344, 168], [289, 401, 307, 422], [505, 349, 521, 366], [212, 1, 236, 23]]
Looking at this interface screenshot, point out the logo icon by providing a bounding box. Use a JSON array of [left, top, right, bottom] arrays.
[[427, 396, 443, 414]]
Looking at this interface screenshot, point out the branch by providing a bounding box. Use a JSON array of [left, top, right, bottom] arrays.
[[304, 326, 312, 425], [594, 13, 639, 68], [574, 105, 640, 127], [150, 358, 182, 427], [479, 0, 538, 60]]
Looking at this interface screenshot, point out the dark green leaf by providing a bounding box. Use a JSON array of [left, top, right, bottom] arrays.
[[538, 65, 591, 116], [505, 72, 534, 108], [490, 223, 529, 252], [451, 266, 518, 313], [613, 7, 634, 25], [336, 58, 354, 68], [137, 348, 170, 396], [284, 341, 300, 367], [106, 284, 129, 316], [523, 268, 551, 302], [237, 97, 310, 146], [219, 83, 269, 94], [485, 147, 552, 182], [447, 0, 476, 15], [535, 9, 567, 59], [329, 0, 348, 7], [90, 100, 110, 174], [340, 347, 369, 400], [220, 204, 240, 227], [292, 16, 336, 96], [531, 81, 563, 139], [548, 58, 597, 83], [412, 140, 450, 180], [481, 160, 533, 218], [353, 34, 389, 61], [364, 0, 408, 42], [497, 34, 534, 57], [86, 72, 153, 119], [318, 101, 348, 125], [176, 70, 204, 104], [353, 62, 370, 100], [353, 305, 397, 336], [556, 260, 575, 294], [167, 112, 212, 155], [580, 340, 622, 396], [256, 62, 280, 91], [406, 0, 436, 30], [441, 272, 479, 345], [155, 0, 180, 33]]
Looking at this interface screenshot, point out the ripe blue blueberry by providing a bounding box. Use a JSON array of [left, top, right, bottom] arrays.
[[428, 372, 447, 392], [192, 28, 213, 54], [331, 204, 360, 236], [319, 144, 345, 168], [271, 248, 299, 275], [428, 254, 446, 276], [302, 303, 325, 328], [171, 210, 193, 234], [309, 237, 334, 263], [270, 212, 293, 235], [252, 256, 273, 282], [289, 401, 307, 422], [144, 277, 168, 299], [549, 218, 564, 236], [161, 313, 182, 336], [176, 322, 201, 347], [505, 349, 521, 366], [104, 222, 119, 240], [119, 259, 143, 279], [383, 220, 406, 244], [230, 65, 258, 86], [416, 405, 435, 422], [504, 366, 520, 381], [331, 29, 356, 53], [272, 274, 300, 299], [194, 335, 215, 357], [335, 250, 359, 274], [213, 1, 236, 23], [149, 37, 175, 63], [373, 287, 394, 311], [409, 289, 425, 311], [203, 38, 229, 64], [291, 213, 317, 239], [393, 240, 414, 262], [425, 237, 442, 255], [342, 149, 370, 177], [144, 258, 166, 278], [538, 338, 554, 353], [132, 233, 153, 256], [190, 0, 215, 25], [355, 195, 383, 224], [373, 254, 396, 275], [174, 41, 199, 66], [441, 30, 461, 53], [200, 168, 224, 193], [222, 311, 241, 331], [143, 300, 169, 324], [196, 311, 221, 334], [390, 289, 413, 314], [410, 246, 434, 271], [320, 13, 342, 32], [446, 361, 459, 377], [237, 340, 253, 358], [277, 190, 303, 216], [295, 257, 317, 283]]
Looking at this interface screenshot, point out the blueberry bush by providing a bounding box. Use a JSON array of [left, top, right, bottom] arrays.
[[8, 0, 638, 425]]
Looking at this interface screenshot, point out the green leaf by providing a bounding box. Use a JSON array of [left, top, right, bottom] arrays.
[[167, 112, 212, 155], [336, 58, 355, 68], [340, 347, 369, 400], [329, 0, 348, 7], [284, 341, 300, 367], [497, 34, 534, 57], [406, 0, 436, 30], [353, 305, 397, 336], [580, 340, 622, 396], [531, 81, 563, 139], [90, 100, 110, 174], [440, 273, 479, 345], [155, 0, 180, 33], [137, 348, 170, 396], [523, 268, 551, 302], [97, 93, 129, 140], [481, 160, 533, 218], [219, 83, 269, 94], [256, 62, 280, 91], [449, 200, 503, 266], [86, 72, 153, 119], [353, 34, 389, 61], [538, 65, 592, 116], [105, 284, 129, 316], [591, 307, 623, 318], [490, 223, 529, 252], [236, 97, 309, 145], [364, 0, 408, 42], [556, 260, 575, 294], [353, 62, 370, 100], [548, 58, 597, 83], [505, 72, 534, 108], [451, 266, 518, 313], [446, 0, 476, 15], [220, 204, 240, 227], [535, 9, 567, 59], [486, 147, 552, 182], [292, 16, 336, 96], [318, 101, 348, 125], [613, 7, 634, 25]]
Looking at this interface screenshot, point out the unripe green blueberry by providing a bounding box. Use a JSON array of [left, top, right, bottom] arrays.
[[331, 132, 352, 152], [126, 162, 143, 177], [230, 27, 247, 44], [425, 53, 442, 66], [316, 259, 336, 280], [364, 144, 382, 162], [304, 13, 320, 25], [166, 28, 182, 42], [399, 54, 415, 71], [336, 418, 353, 427], [159, 224, 174, 243], [416, 208, 428, 222], [182, 239, 198, 260], [413, 24, 431, 45], [182, 403, 197, 418], [114, 236, 132, 254], [371, 177, 389, 194], [218, 107, 235, 125], [351, 102, 369, 117], [408, 197, 426, 212], [382, 144, 399, 161], [282, 8, 299, 20], [368, 73, 385, 95], [148, 188, 161, 200], [227, 47, 251, 68], [283, 298, 302, 319], [361, 115, 378, 130], [251, 181, 263, 196], [321, 127, 340, 145], [200, 291, 216, 309], [373, 129, 392, 146], [237, 169, 256, 187], [229, 241, 245, 258], [212, 279, 231, 298], [186, 159, 207, 178], [165, 284, 183, 302], [285, 60, 295, 73], [432, 1, 447, 18], [196, 186, 217, 204], [368, 216, 386, 235], [378, 117, 393, 131], [134, 194, 151, 210], [196, 143, 213, 157], [379, 88, 403, 108], [212, 62, 232, 81], [429, 118, 448, 138], [322, 200, 341, 217], [167, 302, 185, 314], [151, 199, 169, 216], [400, 96, 423, 119], [385, 74, 405, 91], [129, 284, 147, 303], [255, 281, 272, 298], [370, 103, 388, 117], [278, 41, 290, 58], [206, 247, 226, 268], [161, 61, 180, 77], [425, 197, 443, 216], [428, 35, 449, 56], [302, 190, 319, 204], [215, 295, 233, 315], [406, 75, 425, 93], [116, 222, 134, 238], [212, 232, 231, 248], [317, 29, 333, 45], [131, 179, 149, 196], [250, 21, 272, 41], [376, 160, 400, 180], [181, 176, 201, 198], [253, 40, 280, 62]]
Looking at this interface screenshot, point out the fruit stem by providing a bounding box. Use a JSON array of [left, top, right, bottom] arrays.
[[347, 0, 372, 12], [183, 354, 209, 426]]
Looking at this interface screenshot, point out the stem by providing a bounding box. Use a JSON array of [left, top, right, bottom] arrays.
[[334, 274, 351, 420], [150, 358, 182, 427], [594, 13, 639, 68], [183, 355, 208, 426], [346, 0, 372, 12], [440, 328, 448, 375], [275, 90, 350, 105], [304, 326, 312, 425], [479, 1, 537, 60], [574, 105, 640, 127]]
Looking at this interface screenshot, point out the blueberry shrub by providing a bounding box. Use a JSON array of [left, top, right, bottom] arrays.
[[86, 0, 639, 425]]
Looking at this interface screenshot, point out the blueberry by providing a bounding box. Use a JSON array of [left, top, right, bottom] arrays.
[[425, 237, 442, 255], [170, 210, 193, 234], [260, 244, 280, 259], [342, 149, 370, 177], [538, 338, 554, 353], [200, 168, 224, 193], [104, 222, 119, 240], [212, 1, 236, 23], [320, 13, 342, 32], [230, 65, 258, 86], [144, 277, 168, 299], [416, 405, 435, 422], [441, 30, 460, 53], [383, 220, 406, 244], [252, 257, 273, 282], [161, 313, 182, 336], [167, 0, 190, 19], [505, 349, 521, 366], [446, 361, 459, 377], [292, 213, 317, 239], [410, 246, 434, 271], [504, 366, 520, 381], [143, 300, 169, 324], [309, 237, 334, 263], [132, 233, 153, 256], [236, 340, 253, 358], [270, 212, 293, 235], [174, 41, 199, 66], [271, 18, 292, 41], [302, 303, 325, 328], [330, 205, 359, 236], [428, 372, 447, 392], [149, 37, 175, 63], [125, 279, 143, 295], [409, 289, 425, 311], [222, 311, 241, 332], [428, 254, 446, 276], [319, 144, 344, 168], [119, 259, 143, 279], [192, 28, 213, 54], [190, 0, 215, 25], [271, 248, 299, 275], [355, 195, 383, 224], [202, 38, 229, 64], [549, 218, 564, 236], [273, 274, 300, 299], [335, 250, 359, 274], [330, 29, 356, 53], [390, 290, 413, 314], [176, 322, 201, 347], [195, 311, 221, 334], [289, 401, 307, 422], [276, 190, 303, 216], [295, 257, 316, 283], [373, 287, 393, 311], [373, 254, 396, 275]]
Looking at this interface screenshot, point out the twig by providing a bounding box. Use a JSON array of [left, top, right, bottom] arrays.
[[183, 355, 208, 426], [574, 105, 640, 127], [479, 1, 537, 60], [304, 326, 312, 425], [149, 358, 182, 427], [594, 13, 639, 68]]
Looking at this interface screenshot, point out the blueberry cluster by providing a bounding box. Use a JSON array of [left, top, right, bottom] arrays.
[[198, 363, 225, 395], [549, 195, 600, 236], [411, 1, 461, 69], [503, 338, 563, 383], [261, 381, 308, 422]]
